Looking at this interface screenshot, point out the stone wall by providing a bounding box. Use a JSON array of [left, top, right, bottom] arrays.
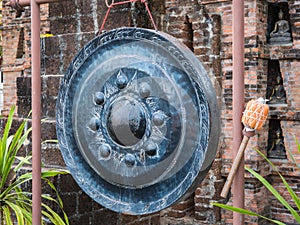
[[1, 0, 300, 224]]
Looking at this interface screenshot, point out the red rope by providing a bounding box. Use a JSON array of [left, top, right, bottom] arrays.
[[143, 0, 158, 31], [98, 0, 158, 34]]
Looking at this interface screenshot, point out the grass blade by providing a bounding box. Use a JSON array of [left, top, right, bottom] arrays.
[[14, 156, 32, 172], [42, 203, 69, 225], [246, 166, 300, 223], [41, 169, 69, 178], [212, 202, 285, 225], [254, 148, 300, 211], [2, 205, 13, 225], [0, 106, 15, 173], [295, 136, 300, 155], [6, 201, 25, 225]]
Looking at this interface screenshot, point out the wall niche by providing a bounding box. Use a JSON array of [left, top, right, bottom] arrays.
[[267, 119, 287, 159], [266, 60, 287, 105], [267, 1, 293, 45]]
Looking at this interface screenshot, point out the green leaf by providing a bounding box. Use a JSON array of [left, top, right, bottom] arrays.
[[2, 205, 13, 225], [6, 201, 25, 225], [41, 210, 56, 225], [14, 156, 32, 172], [246, 166, 300, 223], [44, 178, 64, 207], [1, 106, 15, 156], [41, 194, 69, 224], [0, 156, 14, 188], [41, 169, 69, 178], [212, 202, 285, 225], [41, 187, 69, 225], [0, 106, 69, 225], [42, 203, 68, 225], [0, 106, 13, 171], [254, 148, 300, 212], [281, 176, 300, 211], [5, 135, 14, 153], [42, 139, 58, 144], [13, 125, 32, 154], [0, 173, 33, 199], [0, 135, 14, 176], [8, 119, 26, 156], [295, 136, 300, 156], [4, 195, 32, 224], [19, 207, 32, 224]]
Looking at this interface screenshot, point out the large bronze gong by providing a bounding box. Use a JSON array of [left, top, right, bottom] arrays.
[[56, 27, 220, 215]]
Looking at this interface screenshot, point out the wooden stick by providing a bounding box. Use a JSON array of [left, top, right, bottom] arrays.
[[220, 135, 250, 198]]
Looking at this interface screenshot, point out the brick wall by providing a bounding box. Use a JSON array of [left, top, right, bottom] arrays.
[[1, 0, 300, 224]]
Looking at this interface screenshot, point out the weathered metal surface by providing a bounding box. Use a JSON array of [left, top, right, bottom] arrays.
[[56, 27, 220, 215]]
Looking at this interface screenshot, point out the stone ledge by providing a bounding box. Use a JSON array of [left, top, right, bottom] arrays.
[[268, 104, 300, 121], [262, 45, 300, 59]]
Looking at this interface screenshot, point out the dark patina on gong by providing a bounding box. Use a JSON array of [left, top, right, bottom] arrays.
[[56, 27, 220, 215]]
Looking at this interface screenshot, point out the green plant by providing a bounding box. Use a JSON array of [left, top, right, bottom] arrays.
[[0, 106, 69, 225], [213, 141, 300, 225]]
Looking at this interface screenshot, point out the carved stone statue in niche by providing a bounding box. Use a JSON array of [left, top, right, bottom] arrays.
[[267, 127, 286, 159], [269, 9, 292, 45], [268, 74, 286, 104]]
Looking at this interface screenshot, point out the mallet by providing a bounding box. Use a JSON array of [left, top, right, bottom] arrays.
[[221, 97, 269, 198]]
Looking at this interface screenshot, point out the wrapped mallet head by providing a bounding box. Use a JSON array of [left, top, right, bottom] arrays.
[[242, 97, 269, 131], [220, 97, 269, 198]]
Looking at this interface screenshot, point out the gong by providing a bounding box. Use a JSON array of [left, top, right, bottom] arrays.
[[56, 27, 220, 215]]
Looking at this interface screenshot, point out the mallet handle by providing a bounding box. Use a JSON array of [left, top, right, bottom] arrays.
[[220, 135, 250, 198]]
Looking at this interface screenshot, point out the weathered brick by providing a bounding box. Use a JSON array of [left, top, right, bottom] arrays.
[[2, 0, 300, 224]]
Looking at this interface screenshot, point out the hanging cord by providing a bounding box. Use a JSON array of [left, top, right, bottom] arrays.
[[98, 0, 158, 35]]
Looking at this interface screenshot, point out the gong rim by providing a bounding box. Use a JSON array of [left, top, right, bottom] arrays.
[[56, 27, 220, 215]]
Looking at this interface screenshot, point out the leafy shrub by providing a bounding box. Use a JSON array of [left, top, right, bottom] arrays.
[[0, 106, 69, 225]]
